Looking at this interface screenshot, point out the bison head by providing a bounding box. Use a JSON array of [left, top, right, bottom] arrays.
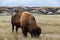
[[31, 27, 41, 38]]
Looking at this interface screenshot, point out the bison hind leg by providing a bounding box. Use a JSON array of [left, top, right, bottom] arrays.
[[12, 25, 14, 33]]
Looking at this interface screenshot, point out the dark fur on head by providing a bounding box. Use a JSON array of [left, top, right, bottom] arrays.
[[31, 27, 41, 38]]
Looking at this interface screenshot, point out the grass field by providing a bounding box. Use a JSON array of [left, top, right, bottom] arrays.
[[0, 14, 60, 40]]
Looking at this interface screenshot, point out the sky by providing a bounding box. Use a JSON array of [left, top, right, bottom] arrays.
[[0, 0, 60, 7]]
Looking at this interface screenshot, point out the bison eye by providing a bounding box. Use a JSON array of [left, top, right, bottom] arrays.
[[32, 28, 36, 33]]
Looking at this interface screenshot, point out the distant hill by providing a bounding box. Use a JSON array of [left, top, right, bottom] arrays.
[[0, 6, 60, 16]]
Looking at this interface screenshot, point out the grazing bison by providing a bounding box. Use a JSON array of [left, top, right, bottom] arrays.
[[11, 11, 41, 37]]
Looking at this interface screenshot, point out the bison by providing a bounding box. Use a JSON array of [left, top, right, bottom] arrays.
[[11, 11, 41, 37]]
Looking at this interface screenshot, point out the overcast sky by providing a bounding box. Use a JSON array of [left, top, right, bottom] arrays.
[[0, 0, 60, 7]]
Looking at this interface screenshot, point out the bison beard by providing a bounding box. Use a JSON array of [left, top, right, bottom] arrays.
[[11, 11, 41, 38]]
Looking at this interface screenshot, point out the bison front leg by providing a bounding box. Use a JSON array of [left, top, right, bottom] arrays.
[[30, 32, 34, 38], [22, 28, 27, 37]]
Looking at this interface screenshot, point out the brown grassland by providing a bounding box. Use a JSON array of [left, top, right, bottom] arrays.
[[0, 14, 60, 40]]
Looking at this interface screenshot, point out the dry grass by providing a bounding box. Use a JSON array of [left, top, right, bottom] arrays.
[[0, 14, 60, 40], [33, 14, 60, 34]]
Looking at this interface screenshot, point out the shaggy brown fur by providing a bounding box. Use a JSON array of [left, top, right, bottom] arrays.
[[11, 11, 41, 37]]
